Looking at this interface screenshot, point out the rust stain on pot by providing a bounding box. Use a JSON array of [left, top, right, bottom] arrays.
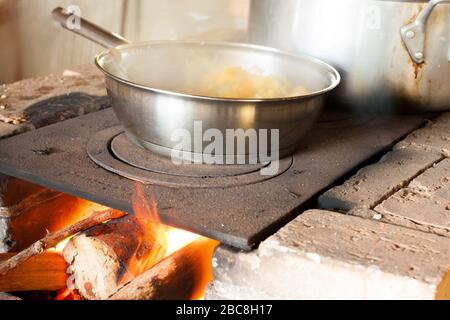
[[411, 60, 423, 81], [404, 3, 423, 25], [401, 5, 425, 83]]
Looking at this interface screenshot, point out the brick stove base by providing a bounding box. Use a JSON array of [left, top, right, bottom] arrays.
[[207, 210, 450, 300], [207, 112, 450, 300]]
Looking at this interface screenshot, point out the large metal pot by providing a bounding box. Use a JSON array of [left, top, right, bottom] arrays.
[[249, 0, 450, 112], [52, 7, 340, 163]]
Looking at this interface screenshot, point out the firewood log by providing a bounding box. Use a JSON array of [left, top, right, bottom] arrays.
[[63, 215, 157, 300], [0, 252, 67, 292], [0, 210, 126, 277], [0, 175, 60, 220], [0, 176, 107, 253], [109, 237, 218, 300]]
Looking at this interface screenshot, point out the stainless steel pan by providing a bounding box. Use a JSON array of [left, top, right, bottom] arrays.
[[52, 7, 340, 163]]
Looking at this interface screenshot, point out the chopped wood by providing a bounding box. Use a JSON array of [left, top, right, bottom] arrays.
[[109, 238, 218, 300], [0, 209, 126, 276], [63, 214, 158, 300], [8, 194, 111, 252], [1, 178, 110, 253], [0, 189, 62, 218], [0, 252, 67, 292]]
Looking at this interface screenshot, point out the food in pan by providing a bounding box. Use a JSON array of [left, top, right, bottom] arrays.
[[194, 67, 309, 99]]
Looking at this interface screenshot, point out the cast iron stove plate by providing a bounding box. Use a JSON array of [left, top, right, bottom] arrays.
[[0, 108, 427, 249], [87, 127, 293, 188]]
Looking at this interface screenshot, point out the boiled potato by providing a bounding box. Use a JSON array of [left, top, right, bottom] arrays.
[[196, 67, 309, 99]]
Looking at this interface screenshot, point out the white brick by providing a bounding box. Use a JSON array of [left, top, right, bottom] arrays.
[[207, 210, 450, 300], [319, 148, 442, 211], [396, 113, 450, 156], [375, 158, 450, 236]]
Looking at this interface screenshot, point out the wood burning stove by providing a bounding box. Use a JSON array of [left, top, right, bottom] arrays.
[[0, 67, 436, 300], [0, 104, 428, 249]]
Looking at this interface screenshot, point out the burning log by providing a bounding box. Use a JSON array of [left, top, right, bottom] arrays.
[[0, 175, 61, 252], [25, 182, 216, 300], [63, 184, 218, 300], [109, 237, 218, 300], [0, 176, 108, 252], [0, 189, 61, 218], [0, 209, 126, 276], [63, 214, 161, 300], [0, 252, 67, 292]]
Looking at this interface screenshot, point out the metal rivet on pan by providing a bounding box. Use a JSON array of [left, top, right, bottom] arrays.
[[414, 52, 424, 60], [406, 31, 415, 39]]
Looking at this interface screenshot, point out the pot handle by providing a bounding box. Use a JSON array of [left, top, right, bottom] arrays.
[[52, 7, 130, 48], [400, 0, 450, 64]]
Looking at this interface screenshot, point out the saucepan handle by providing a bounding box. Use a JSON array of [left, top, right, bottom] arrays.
[[52, 7, 131, 48], [400, 0, 450, 64]]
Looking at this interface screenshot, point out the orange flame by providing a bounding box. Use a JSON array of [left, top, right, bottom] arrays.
[[55, 288, 81, 301], [124, 183, 169, 279], [43, 180, 217, 300], [122, 182, 219, 299], [187, 237, 219, 300]]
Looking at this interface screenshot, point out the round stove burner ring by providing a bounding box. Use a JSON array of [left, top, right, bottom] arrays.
[[87, 127, 293, 188], [111, 133, 267, 178]]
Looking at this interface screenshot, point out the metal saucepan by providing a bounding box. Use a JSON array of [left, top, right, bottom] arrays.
[[250, 0, 450, 112], [52, 7, 340, 163]]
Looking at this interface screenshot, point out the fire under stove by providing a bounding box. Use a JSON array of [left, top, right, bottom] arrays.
[[0, 106, 428, 250]]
